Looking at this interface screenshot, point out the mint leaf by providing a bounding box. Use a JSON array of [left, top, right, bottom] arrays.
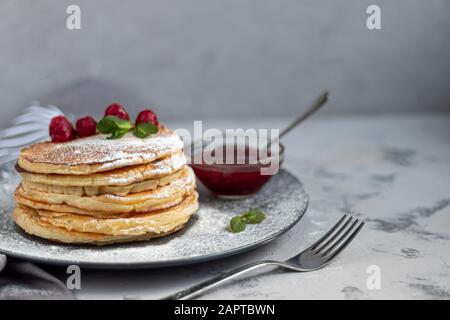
[[229, 216, 246, 233], [133, 122, 158, 138], [96, 115, 161, 140], [115, 118, 134, 131], [97, 116, 133, 133], [241, 209, 266, 224], [97, 116, 134, 139], [97, 116, 118, 134], [228, 208, 267, 233], [108, 129, 128, 139]]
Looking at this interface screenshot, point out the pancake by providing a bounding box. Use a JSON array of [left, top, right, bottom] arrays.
[[18, 129, 184, 175], [18, 151, 186, 187], [12, 121, 199, 246], [14, 193, 186, 217], [15, 166, 196, 215], [13, 205, 188, 246], [21, 165, 188, 196], [36, 192, 198, 236]]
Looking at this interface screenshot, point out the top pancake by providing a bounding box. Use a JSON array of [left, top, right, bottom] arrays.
[[18, 128, 184, 175]]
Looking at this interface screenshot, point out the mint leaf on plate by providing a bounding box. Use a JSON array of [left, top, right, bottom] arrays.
[[229, 216, 246, 233], [228, 208, 267, 233], [241, 209, 266, 224]]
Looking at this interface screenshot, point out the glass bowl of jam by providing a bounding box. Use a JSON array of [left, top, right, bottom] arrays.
[[189, 139, 284, 199]]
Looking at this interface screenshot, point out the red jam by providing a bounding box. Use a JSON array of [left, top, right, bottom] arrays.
[[190, 146, 279, 197]]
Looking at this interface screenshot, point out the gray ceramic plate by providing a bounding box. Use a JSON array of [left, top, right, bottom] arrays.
[[0, 164, 308, 269]]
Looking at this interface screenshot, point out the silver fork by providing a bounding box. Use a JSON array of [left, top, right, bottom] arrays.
[[163, 214, 364, 300]]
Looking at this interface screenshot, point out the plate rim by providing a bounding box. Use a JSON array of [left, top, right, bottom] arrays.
[[0, 169, 309, 269]]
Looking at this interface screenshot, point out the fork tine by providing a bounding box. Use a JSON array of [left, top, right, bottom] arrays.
[[323, 220, 365, 261], [313, 216, 354, 255], [319, 219, 360, 257], [308, 215, 348, 251]]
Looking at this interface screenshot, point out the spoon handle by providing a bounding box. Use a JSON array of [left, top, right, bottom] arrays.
[[279, 91, 329, 140]]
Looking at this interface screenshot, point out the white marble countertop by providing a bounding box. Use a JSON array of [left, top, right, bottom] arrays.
[[42, 113, 450, 299]]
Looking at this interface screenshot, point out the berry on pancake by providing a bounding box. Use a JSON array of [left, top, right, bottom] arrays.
[[76, 116, 97, 138], [136, 109, 159, 126], [104, 103, 130, 120], [49, 115, 76, 143]]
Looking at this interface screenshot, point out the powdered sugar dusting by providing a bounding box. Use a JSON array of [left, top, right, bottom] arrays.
[[0, 164, 308, 268], [23, 132, 183, 168]]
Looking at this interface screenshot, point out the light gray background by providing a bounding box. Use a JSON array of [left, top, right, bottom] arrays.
[[0, 0, 449, 127]]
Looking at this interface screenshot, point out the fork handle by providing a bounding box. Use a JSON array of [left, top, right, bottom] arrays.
[[162, 260, 282, 300]]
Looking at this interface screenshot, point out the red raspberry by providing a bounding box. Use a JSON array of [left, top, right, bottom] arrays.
[[104, 103, 130, 120], [76, 116, 97, 138], [136, 109, 159, 126], [49, 115, 76, 143]]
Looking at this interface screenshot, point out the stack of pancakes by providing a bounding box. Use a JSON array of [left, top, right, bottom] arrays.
[[13, 128, 198, 245]]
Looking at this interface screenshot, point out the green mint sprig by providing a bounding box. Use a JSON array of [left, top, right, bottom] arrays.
[[96, 116, 158, 139], [229, 208, 266, 233], [230, 216, 247, 233], [133, 122, 159, 138]]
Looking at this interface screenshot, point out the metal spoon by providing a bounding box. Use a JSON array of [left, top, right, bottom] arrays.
[[190, 91, 329, 152], [278, 91, 329, 140], [262, 91, 328, 150]]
